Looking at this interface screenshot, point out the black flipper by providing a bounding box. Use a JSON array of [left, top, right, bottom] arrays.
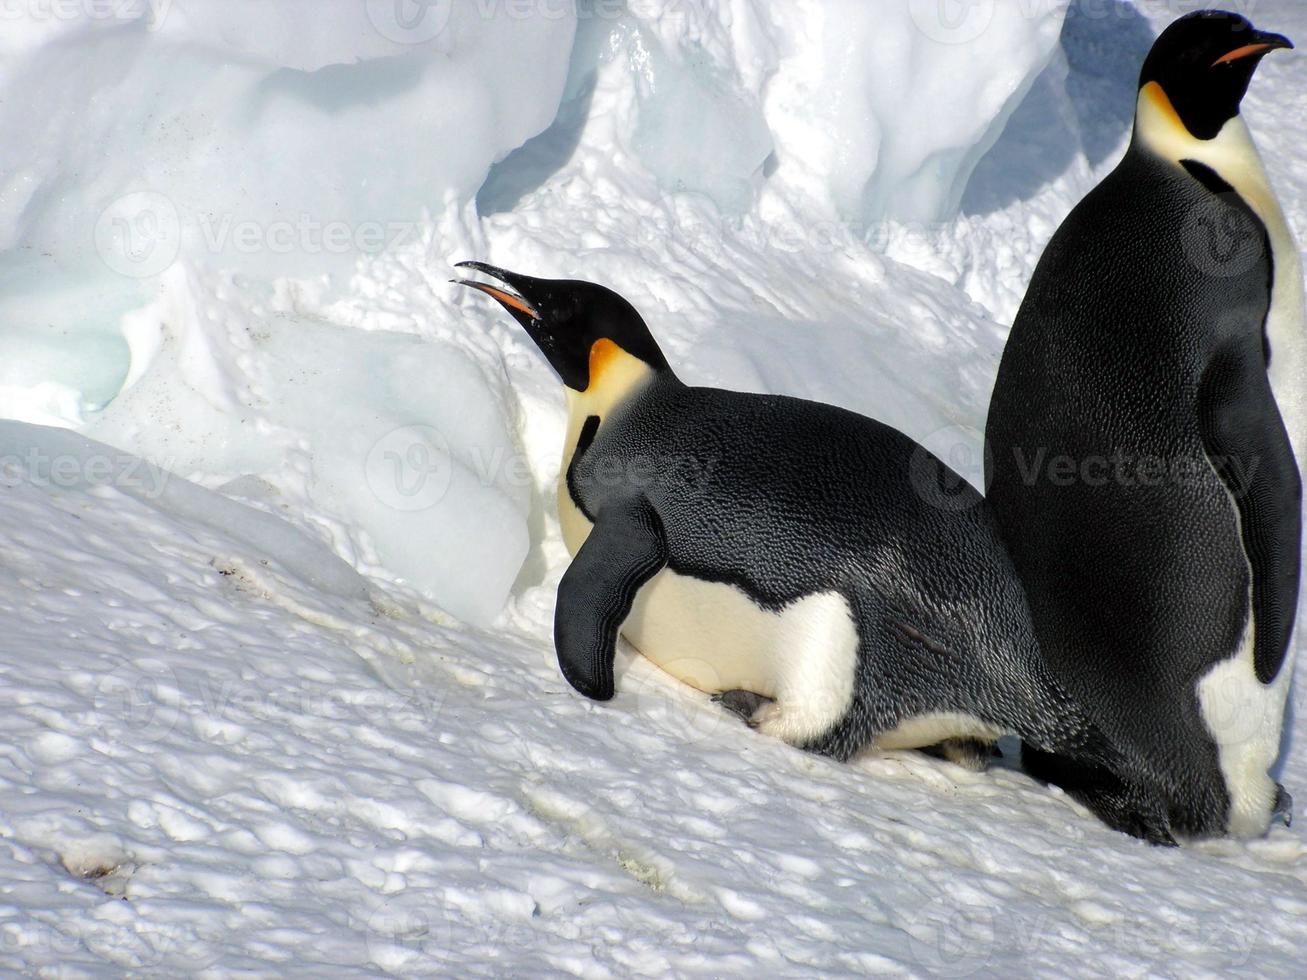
[[554, 494, 668, 700], [1197, 343, 1303, 684]]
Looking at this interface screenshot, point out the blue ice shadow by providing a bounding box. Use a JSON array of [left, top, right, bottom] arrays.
[[476, 75, 597, 218], [961, 0, 1155, 216]]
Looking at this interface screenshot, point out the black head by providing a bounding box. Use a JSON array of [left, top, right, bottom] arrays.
[[1139, 11, 1292, 139], [454, 262, 671, 391]]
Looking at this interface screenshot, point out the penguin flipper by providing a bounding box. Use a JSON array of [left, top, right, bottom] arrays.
[[1197, 343, 1303, 684], [554, 494, 668, 701]]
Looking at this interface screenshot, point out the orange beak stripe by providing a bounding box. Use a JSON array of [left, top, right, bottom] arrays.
[[464, 282, 539, 320], [1212, 43, 1277, 66]]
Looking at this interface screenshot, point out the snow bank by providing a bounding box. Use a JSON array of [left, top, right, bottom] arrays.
[[0, 1, 576, 274], [0, 419, 374, 603], [760, 0, 1068, 224], [0, 1, 574, 622], [0, 0, 1065, 624]]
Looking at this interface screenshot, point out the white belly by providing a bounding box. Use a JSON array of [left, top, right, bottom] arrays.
[[873, 712, 1002, 751], [624, 568, 858, 702], [560, 474, 861, 742], [1257, 167, 1307, 468]]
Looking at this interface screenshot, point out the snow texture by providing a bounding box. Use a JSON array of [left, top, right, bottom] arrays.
[[1, 0, 1306, 975]]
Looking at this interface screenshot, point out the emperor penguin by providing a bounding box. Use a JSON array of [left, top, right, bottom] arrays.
[[985, 11, 1302, 839], [456, 261, 1172, 841]]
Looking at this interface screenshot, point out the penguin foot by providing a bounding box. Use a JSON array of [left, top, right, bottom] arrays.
[[748, 698, 840, 747], [1273, 784, 1293, 828], [712, 690, 772, 724]]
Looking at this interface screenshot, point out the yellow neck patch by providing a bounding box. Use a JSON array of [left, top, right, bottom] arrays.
[[587, 338, 623, 390], [557, 338, 657, 556], [571, 338, 653, 415], [1141, 81, 1188, 137]]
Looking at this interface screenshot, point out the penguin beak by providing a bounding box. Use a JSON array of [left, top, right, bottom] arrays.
[[453, 261, 543, 328], [1212, 30, 1294, 67]]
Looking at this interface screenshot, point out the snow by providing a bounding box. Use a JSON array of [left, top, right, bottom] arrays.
[[1, 0, 1306, 974]]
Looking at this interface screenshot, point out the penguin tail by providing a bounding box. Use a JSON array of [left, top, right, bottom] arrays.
[[1021, 743, 1177, 846]]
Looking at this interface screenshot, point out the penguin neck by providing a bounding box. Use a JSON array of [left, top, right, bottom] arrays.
[[1133, 82, 1277, 214], [556, 341, 671, 556], [567, 339, 663, 425]]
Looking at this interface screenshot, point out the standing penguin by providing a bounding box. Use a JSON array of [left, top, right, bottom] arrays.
[[456, 261, 1169, 840], [985, 11, 1302, 839]]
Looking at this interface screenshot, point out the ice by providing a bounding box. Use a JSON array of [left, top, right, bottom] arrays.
[[79, 268, 531, 626], [0, 1, 576, 278], [0, 0, 1067, 626], [1, 1, 567, 623], [757, 0, 1069, 225], [485, 0, 1064, 226]]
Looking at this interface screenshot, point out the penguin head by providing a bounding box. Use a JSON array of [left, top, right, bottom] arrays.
[[454, 262, 671, 392], [1138, 11, 1292, 140]]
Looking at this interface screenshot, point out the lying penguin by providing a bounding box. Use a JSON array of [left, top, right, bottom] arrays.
[[456, 262, 1172, 841]]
